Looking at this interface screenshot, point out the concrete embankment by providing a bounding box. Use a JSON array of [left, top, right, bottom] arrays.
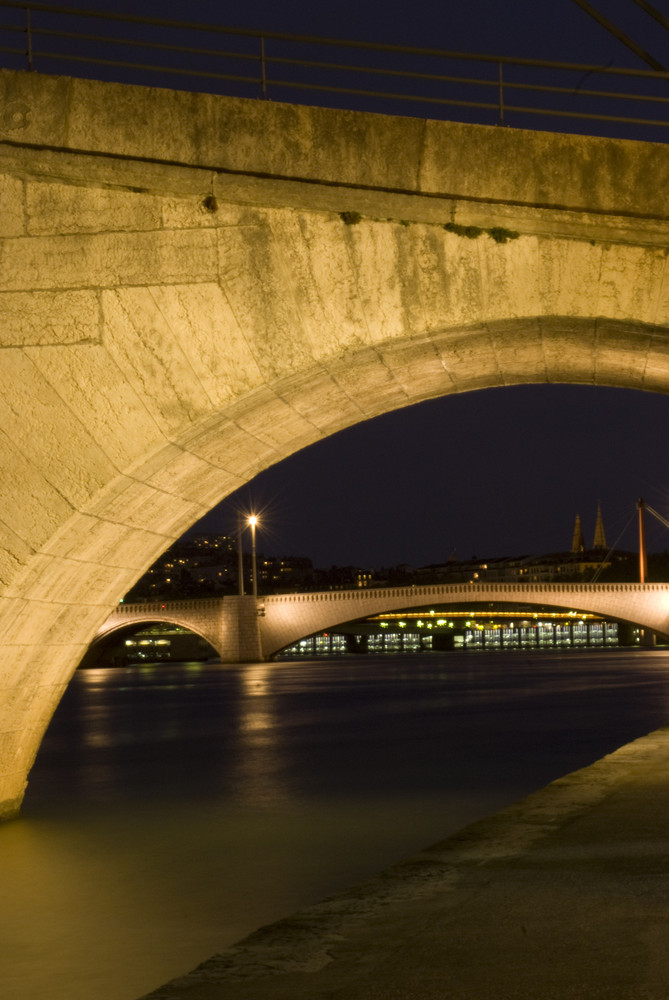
[[141, 727, 669, 999]]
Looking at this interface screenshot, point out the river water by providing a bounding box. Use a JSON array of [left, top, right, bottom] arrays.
[[3, 650, 669, 1000]]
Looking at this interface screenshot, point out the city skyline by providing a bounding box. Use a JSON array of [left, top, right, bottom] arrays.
[[193, 383, 669, 570]]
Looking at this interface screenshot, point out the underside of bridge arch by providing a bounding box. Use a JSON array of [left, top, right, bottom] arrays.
[[81, 620, 220, 669], [3, 67, 669, 817], [261, 594, 665, 660]]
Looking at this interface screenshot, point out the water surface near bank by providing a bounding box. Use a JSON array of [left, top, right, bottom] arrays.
[[3, 650, 669, 1000]]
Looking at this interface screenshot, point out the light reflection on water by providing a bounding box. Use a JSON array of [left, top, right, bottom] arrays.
[[2, 651, 669, 1000]]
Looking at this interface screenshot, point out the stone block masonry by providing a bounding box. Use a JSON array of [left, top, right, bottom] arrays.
[[2, 65, 669, 816]]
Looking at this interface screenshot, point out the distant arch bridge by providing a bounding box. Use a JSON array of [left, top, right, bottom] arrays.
[[95, 582, 669, 662]]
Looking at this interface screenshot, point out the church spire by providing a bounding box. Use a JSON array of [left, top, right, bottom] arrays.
[[592, 501, 607, 550], [571, 514, 584, 554]]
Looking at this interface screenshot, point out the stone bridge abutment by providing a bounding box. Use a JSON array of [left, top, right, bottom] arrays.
[[2, 66, 669, 817]]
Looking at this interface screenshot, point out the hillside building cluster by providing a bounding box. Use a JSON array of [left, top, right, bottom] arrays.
[[122, 503, 661, 603]]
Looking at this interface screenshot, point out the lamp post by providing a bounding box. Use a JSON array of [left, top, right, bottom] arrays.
[[248, 515, 259, 600], [237, 513, 245, 596], [638, 497, 647, 584]]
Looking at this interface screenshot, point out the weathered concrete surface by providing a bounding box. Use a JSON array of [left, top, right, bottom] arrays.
[[2, 66, 669, 816], [140, 726, 669, 1000]]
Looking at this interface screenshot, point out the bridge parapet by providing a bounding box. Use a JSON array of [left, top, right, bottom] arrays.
[[107, 598, 225, 618], [263, 582, 669, 604]]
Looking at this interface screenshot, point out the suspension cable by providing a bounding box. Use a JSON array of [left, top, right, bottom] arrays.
[[644, 504, 669, 532]]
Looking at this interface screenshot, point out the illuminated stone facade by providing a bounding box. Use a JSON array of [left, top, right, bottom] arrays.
[[2, 67, 669, 816]]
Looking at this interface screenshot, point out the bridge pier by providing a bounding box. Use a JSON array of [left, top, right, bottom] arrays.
[[640, 628, 657, 648], [229, 596, 264, 663]]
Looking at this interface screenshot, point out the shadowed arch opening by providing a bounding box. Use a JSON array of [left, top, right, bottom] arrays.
[[270, 598, 635, 658], [80, 621, 219, 669]]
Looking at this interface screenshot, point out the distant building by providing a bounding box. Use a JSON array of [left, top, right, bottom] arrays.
[[418, 503, 622, 585], [259, 556, 314, 591], [123, 534, 239, 600], [571, 513, 585, 553], [314, 565, 375, 590], [121, 502, 648, 604], [593, 501, 607, 550]]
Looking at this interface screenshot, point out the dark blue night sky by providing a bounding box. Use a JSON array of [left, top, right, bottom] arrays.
[[210, 385, 669, 568]]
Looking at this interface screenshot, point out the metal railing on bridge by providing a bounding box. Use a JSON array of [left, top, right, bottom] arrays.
[[1, 1, 668, 141]]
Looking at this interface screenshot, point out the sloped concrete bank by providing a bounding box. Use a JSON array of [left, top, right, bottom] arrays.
[[141, 726, 669, 999]]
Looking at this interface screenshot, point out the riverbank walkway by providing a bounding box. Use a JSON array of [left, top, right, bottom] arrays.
[[142, 726, 669, 999]]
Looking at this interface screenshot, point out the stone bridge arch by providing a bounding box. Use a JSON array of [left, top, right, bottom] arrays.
[[260, 583, 669, 658], [92, 598, 261, 664], [2, 66, 669, 817], [89, 599, 228, 662]]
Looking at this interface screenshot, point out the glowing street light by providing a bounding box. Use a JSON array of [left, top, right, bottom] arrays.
[[248, 515, 259, 600]]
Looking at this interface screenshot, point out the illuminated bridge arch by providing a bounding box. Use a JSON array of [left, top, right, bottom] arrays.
[[95, 599, 226, 654], [259, 583, 669, 658], [97, 598, 262, 663], [87, 599, 228, 665], [3, 67, 669, 817]]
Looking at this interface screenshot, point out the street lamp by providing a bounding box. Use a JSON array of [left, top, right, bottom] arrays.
[[638, 497, 647, 584], [237, 513, 245, 596], [248, 515, 259, 600]]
